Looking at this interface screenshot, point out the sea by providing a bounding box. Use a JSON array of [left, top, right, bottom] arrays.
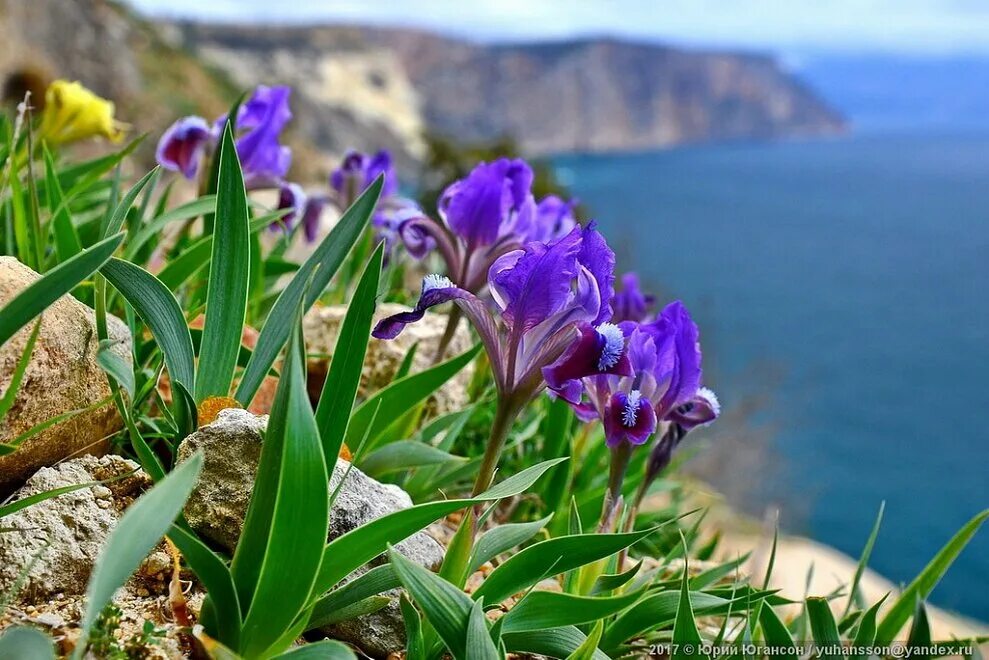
[[554, 131, 989, 621]]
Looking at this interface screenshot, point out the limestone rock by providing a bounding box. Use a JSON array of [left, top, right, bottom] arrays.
[[176, 408, 445, 657], [175, 408, 267, 551], [0, 455, 150, 600], [303, 303, 473, 417], [0, 257, 132, 492]]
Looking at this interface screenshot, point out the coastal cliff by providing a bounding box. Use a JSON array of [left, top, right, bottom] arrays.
[[167, 23, 845, 156]]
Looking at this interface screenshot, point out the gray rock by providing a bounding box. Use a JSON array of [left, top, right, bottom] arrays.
[[176, 408, 445, 658], [0, 455, 150, 600], [0, 257, 133, 493]]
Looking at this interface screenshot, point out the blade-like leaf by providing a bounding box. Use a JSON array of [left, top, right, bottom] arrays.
[[501, 588, 645, 633], [0, 232, 122, 347], [468, 515, 552, 575], [758, 602, 799, 660], [0, 318, 40, 421], [0, 626, 55, 660], [235, 177, 383, 404], [807, 597, 842, 660], [74, 452, 204, 658], [401, 595, 426, 660], [672, 561, 707, 660], [196, 123, 250, 402], [361, 440, 465, 478], [166, 524, 241, 648], [848, 595, 888, 660], [875, 509, 989, 645], [96, 338, 134, 400], [314, 243, 383, 467], [101, 167, 158, 239], [844, 501, 885, 617], [307, 565, 400, 630], [101, 258, 196, 391], [237, 318, 329, 657], [602, 591, 733, 651], [472, 529, 650, 607], [389, 547, 474, 660], [502, 627, 610, 660], [274, 640, 357, 659], [314, 458, 564, 595], [566, 621, 604, 660], [345, 344, 480, 452], [467, 598, 501, 660]]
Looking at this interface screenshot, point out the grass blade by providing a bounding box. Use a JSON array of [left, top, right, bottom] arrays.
[[876, 509, 989, 644]]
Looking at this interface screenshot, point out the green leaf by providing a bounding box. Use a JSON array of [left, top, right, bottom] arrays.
[[566, 621, 604, 660], [468, 515, 551, 576], [0, 469, 133, 519], [472, 529, 650, 607], [0, 318, 40, 421], [307, 565, 400, 630], [758, 602, 799, 660], [361, 440, 466, 478], [306, 595, 391, 627], [848, 595, 887, 660], [807, 597, 842, 660], [906, 599, 932, 654], [274, 640, 357, 659], [476, 457, 569, 500], [502, 627, 610, 660], [0, 232, 122, 348], [601, 591, 732, 651], [592, 559, 643, 595], [101, 167, 158, 239], [101, 258, 196, 392], [314, 243, 382, 466], [672, 560, 707, 660], [96, 338, 134, 400], [439, 508, 476, 589], [401, 595, 426, 660], [314, 457, 564, 595], [389, 546, 474, 659], [0, 626, 55, 660], [196, 123, 250, 402], [345, 344, 480, 452], [236, 316, 330, 657], [467, 598, 502, 660], [876, 509, 989, 645], [166, 523, 242, 648], [501, 588, 645, 633], [42, 147, 82, 264], [74, 452, 204, 658], [844, 501, 885, 617], [235, 177, 382, 405], [124, 195, 216, 259]]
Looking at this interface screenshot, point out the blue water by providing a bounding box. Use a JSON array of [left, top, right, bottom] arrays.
[[555, 132, 989, 621]]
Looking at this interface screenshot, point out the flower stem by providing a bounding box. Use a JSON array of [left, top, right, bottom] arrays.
[[599, 443, 633, 532], [471, 397, 519, 496]]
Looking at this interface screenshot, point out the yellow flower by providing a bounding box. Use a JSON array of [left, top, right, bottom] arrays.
[[37, 80, 127, 145]]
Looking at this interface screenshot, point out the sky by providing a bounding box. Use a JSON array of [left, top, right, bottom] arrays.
[[126, 0, 989, 56]]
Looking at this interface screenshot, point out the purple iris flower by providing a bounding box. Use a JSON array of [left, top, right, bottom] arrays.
[[613, 272, 656, 323], [374, 222, 617, 403], [548, 299, 717, 449], [274, 182, 306, 232], [300, 195, 329, 243], [230, 85, 293, 188], [393, 159, 582, 302], [330, 150, 399, 209], [156, 85, 293, 189], [155, 116, 212, 180]]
